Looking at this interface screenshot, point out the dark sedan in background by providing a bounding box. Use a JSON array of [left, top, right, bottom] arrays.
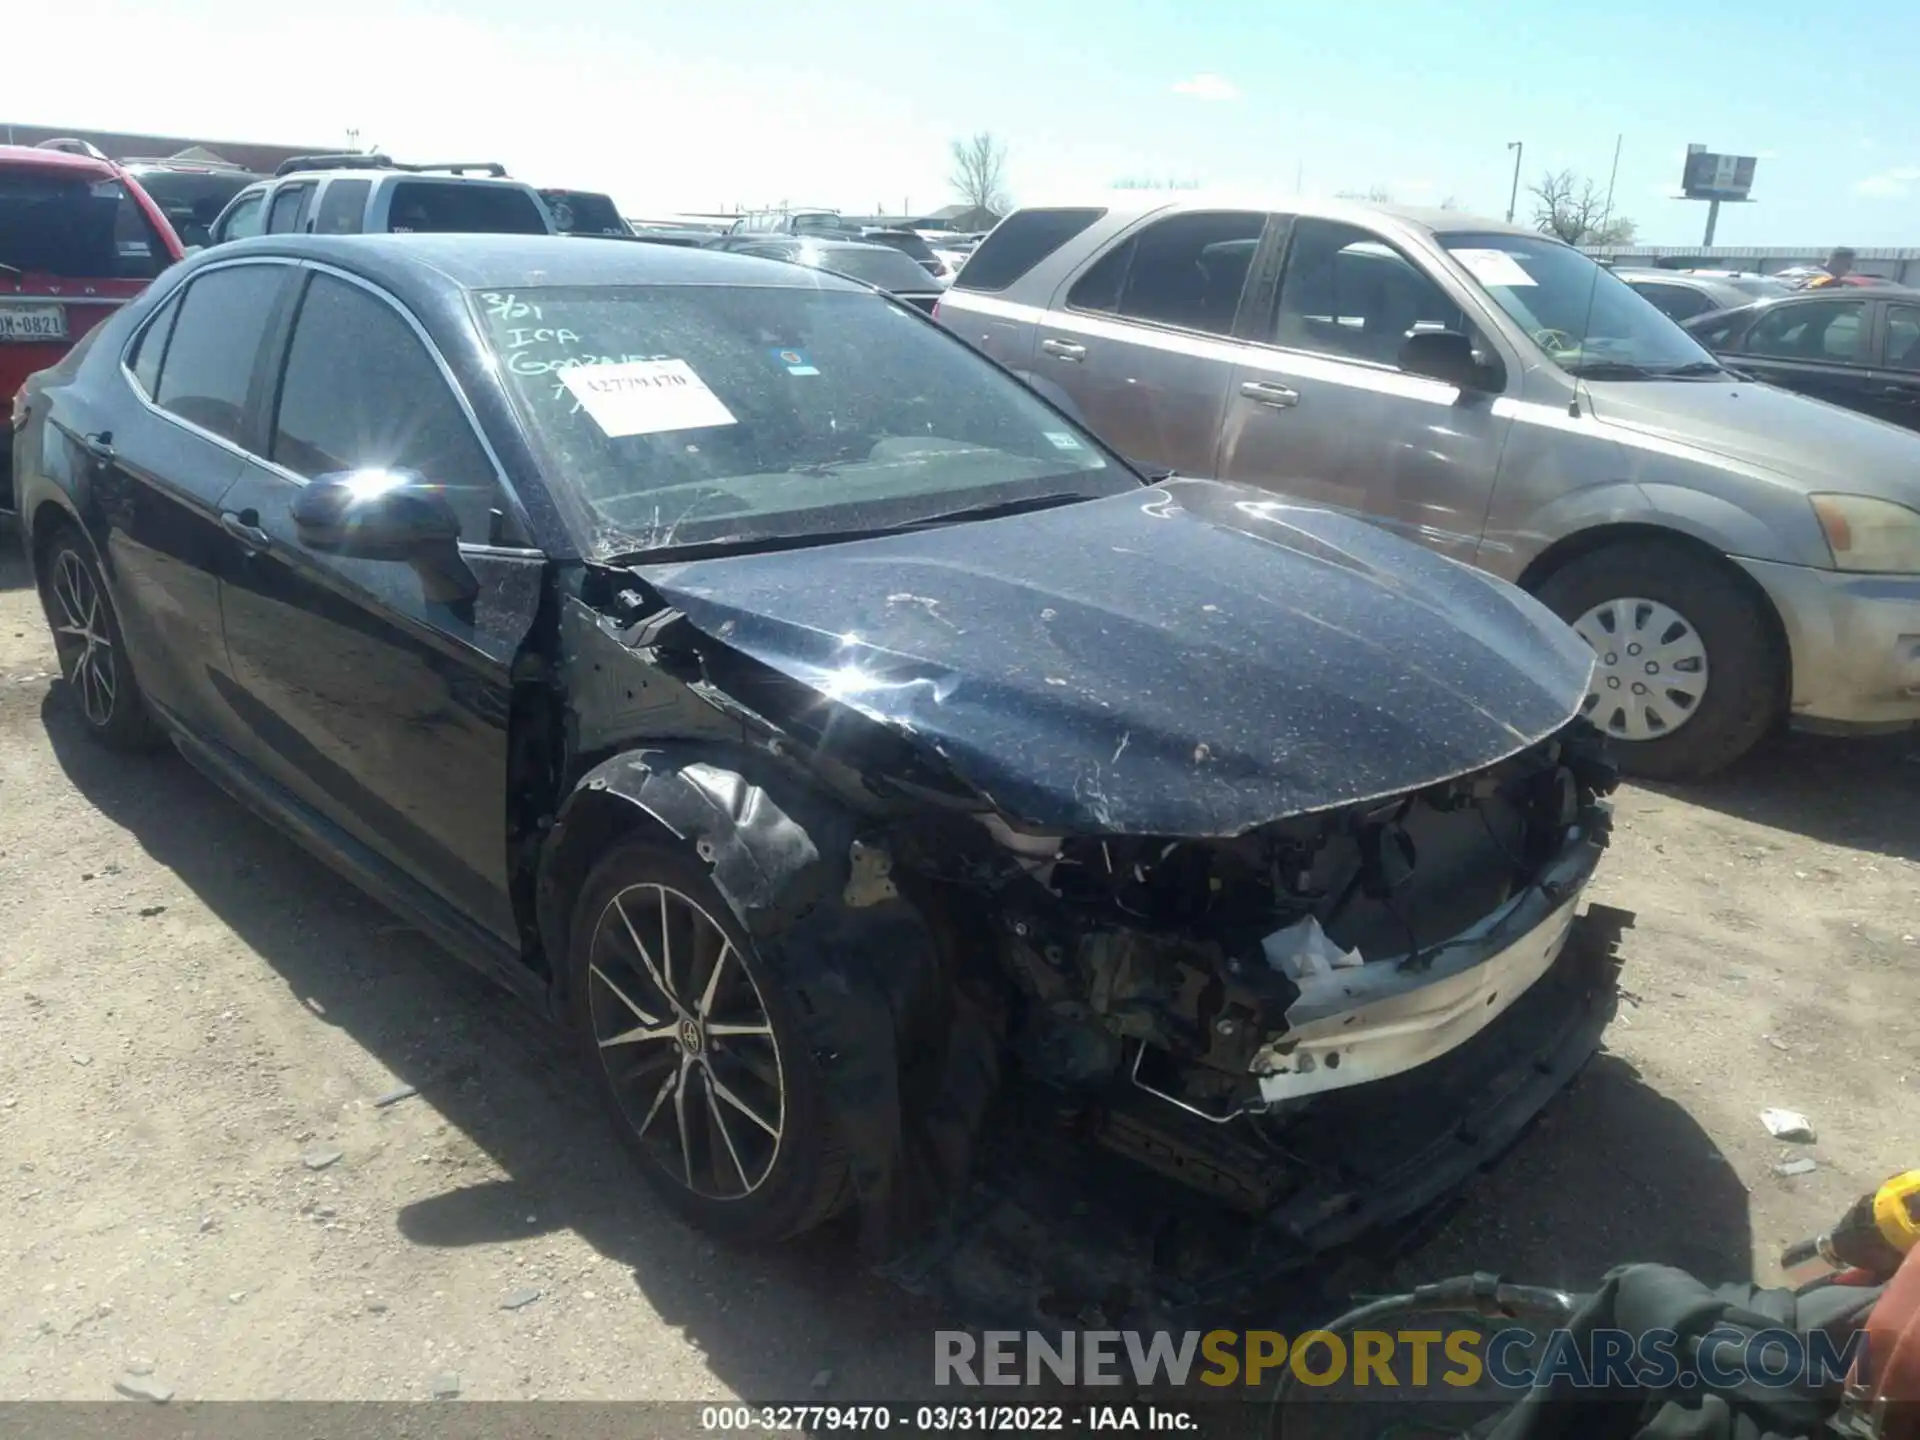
[[1685, 287, 1920, 433], [1613, 267, 1789, 323], [719, 234, 947, 311]]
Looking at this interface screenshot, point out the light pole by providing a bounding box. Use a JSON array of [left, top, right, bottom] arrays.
[[1506, 141, 1524, 223]]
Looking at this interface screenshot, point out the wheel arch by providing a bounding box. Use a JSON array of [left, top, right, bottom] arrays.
[[1517, 521, 1793, 713], [534, 743, 863, 1014], [538, 742, 973, 1252]]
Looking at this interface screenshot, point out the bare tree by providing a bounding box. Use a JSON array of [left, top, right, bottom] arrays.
[[1529, 169, 1637, 246], [1111, 176, 1200, 190], [949, 133, 1009, 215], [1335, 185, 1397, 202]]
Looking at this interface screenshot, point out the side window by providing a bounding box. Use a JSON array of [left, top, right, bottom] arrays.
[[1884, 305, 1920, 371], [266, 184, 312, 234], [1692, 311, 1750, 349], [954, 208, 1106, 292], [271, 273, 505, 544], [1746, 300, 1866, 362], [153, 265, 286, 442], [1273, 219, 1470, 368], [313, 179, 371, 235], [219, 190, 266, 243], [1634, 283, 1711, 321], [128, 292, 182, 398], [1069, 211, 1262, 336]]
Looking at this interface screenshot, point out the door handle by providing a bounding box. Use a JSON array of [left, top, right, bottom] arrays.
[[81, 430, 115, 463], [1040, 338, 1087, 362], [220, 510, 271, 552], [1239, 380, 1300, 408]]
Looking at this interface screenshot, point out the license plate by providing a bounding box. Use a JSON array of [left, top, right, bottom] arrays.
[[0, 304, 67, 342]]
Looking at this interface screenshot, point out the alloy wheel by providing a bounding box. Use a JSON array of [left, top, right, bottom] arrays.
[[586, 883, 784, 1200], [1571, 596, 1709, 743], [49, 550, 117, 729]]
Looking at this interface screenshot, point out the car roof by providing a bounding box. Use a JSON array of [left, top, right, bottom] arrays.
[[198, 233, 870, 295], [0, 142, 120, 179], [1024, 190, 1541, 240]]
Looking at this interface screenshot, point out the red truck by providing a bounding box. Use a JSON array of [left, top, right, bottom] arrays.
[[3, 138, 184, 515]]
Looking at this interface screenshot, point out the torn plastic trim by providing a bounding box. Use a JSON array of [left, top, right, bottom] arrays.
[[1249, 806, 1609, 1103]]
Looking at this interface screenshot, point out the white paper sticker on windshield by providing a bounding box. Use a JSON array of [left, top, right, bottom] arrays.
[[1043, 431, 1084, 451], [560, 359, 736, 436], [1452, 248, 1537, 288]]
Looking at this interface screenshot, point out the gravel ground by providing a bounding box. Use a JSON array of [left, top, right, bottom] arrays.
[[2, 539, 1916, 1406]]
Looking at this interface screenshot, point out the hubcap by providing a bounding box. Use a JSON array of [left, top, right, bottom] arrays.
[[1571, 596, 1709, 743], [49, 550, 116, 728], [587, 883, 783, 1200]]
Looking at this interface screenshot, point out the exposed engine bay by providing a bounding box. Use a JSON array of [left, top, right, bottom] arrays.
[[884, 723, 1616, 1216]]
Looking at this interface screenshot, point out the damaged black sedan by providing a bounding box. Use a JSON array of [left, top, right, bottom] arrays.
[[11, 235, 1618, 1277]]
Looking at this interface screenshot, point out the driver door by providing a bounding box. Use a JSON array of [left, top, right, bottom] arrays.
[[214, 266, 541, 941], [1215, 217, 1513, 562]]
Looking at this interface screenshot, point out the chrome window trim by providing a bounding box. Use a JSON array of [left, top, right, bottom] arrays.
[[289, 259, 537, 545], [115, 255, 295, 462], [1058, 207, 1267, 343], [113, 254, 540, 552]]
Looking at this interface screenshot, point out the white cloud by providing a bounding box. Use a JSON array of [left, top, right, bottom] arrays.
[[1855, 166, 1920, 199], [1171, 73, 1240, 101]]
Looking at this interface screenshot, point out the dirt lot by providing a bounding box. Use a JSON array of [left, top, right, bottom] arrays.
[[2, 538, 1917, 1405]]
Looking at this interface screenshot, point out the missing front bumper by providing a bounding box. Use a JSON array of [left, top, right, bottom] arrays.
[[1254, 818, 1608, 1103], [881, 902, 1631, 1329]]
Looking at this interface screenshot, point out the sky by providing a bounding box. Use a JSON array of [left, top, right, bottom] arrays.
[[11, 0, 1920, 247]]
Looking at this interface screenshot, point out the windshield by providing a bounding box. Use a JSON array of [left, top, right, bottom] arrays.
[[129, 168, 258, 249], [388, 180, 549, 235], [866, 231, 936, 262], [0, 169, 171, 279], [1440, 232, 1721, 376], [806, 244, 938, 292], [476, 283, 1128, 556], [542, 191, 630, 236]]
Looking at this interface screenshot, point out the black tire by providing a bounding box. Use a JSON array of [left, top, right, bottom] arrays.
[[567, 837, 851, 1244], [1534, 540, 1782, 780], [38, 527, 164, 751]]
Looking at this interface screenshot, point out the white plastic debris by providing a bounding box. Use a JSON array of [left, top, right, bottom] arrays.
[[1760, 1108, 1817, 1143], [1262, 916, 1364, 980], [1774, 1157, 1818, 1177]]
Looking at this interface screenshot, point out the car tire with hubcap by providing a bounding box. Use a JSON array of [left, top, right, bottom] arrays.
[[567, 836, 851, 1243], [39, 528, 163, 751], [1534, 539, 1781, 780]]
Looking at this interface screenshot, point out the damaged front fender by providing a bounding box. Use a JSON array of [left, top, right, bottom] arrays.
[[535, 745, 986, 1253]]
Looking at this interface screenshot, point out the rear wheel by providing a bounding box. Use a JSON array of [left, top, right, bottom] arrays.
[[567, 838, 850, 1243], [39, 529, 162, 751], [1534, 540, 1781, 780]]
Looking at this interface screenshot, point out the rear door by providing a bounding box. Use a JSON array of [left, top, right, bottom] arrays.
[[1727, 295, 1874, 411], [82, 260, 293, 736], [213, 265, 541, 941], [1863, 299, 1920, 433], [1031, 208, 1268, 475], [937, 206, 1108, 371], [1215, 216, 1513, 563]]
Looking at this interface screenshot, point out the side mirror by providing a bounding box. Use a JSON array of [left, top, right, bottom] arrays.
[[291, 469, 475, 608], [1399, 330, 1493, 391]]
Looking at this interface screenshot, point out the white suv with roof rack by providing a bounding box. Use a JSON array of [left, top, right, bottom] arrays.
[[205, 154, 555, 246]]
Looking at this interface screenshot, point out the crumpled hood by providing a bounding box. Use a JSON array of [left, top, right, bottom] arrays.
[[639, 479, 1595, 836], [1585, 378, 1920, 503]]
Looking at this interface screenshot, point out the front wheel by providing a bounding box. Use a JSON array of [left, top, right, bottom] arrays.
[[1534, 541, 1782, 780], [567, 838, 851, 1244]]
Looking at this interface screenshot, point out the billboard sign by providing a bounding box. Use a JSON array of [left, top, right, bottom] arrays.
[[1681, 148, 1757, 201]]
